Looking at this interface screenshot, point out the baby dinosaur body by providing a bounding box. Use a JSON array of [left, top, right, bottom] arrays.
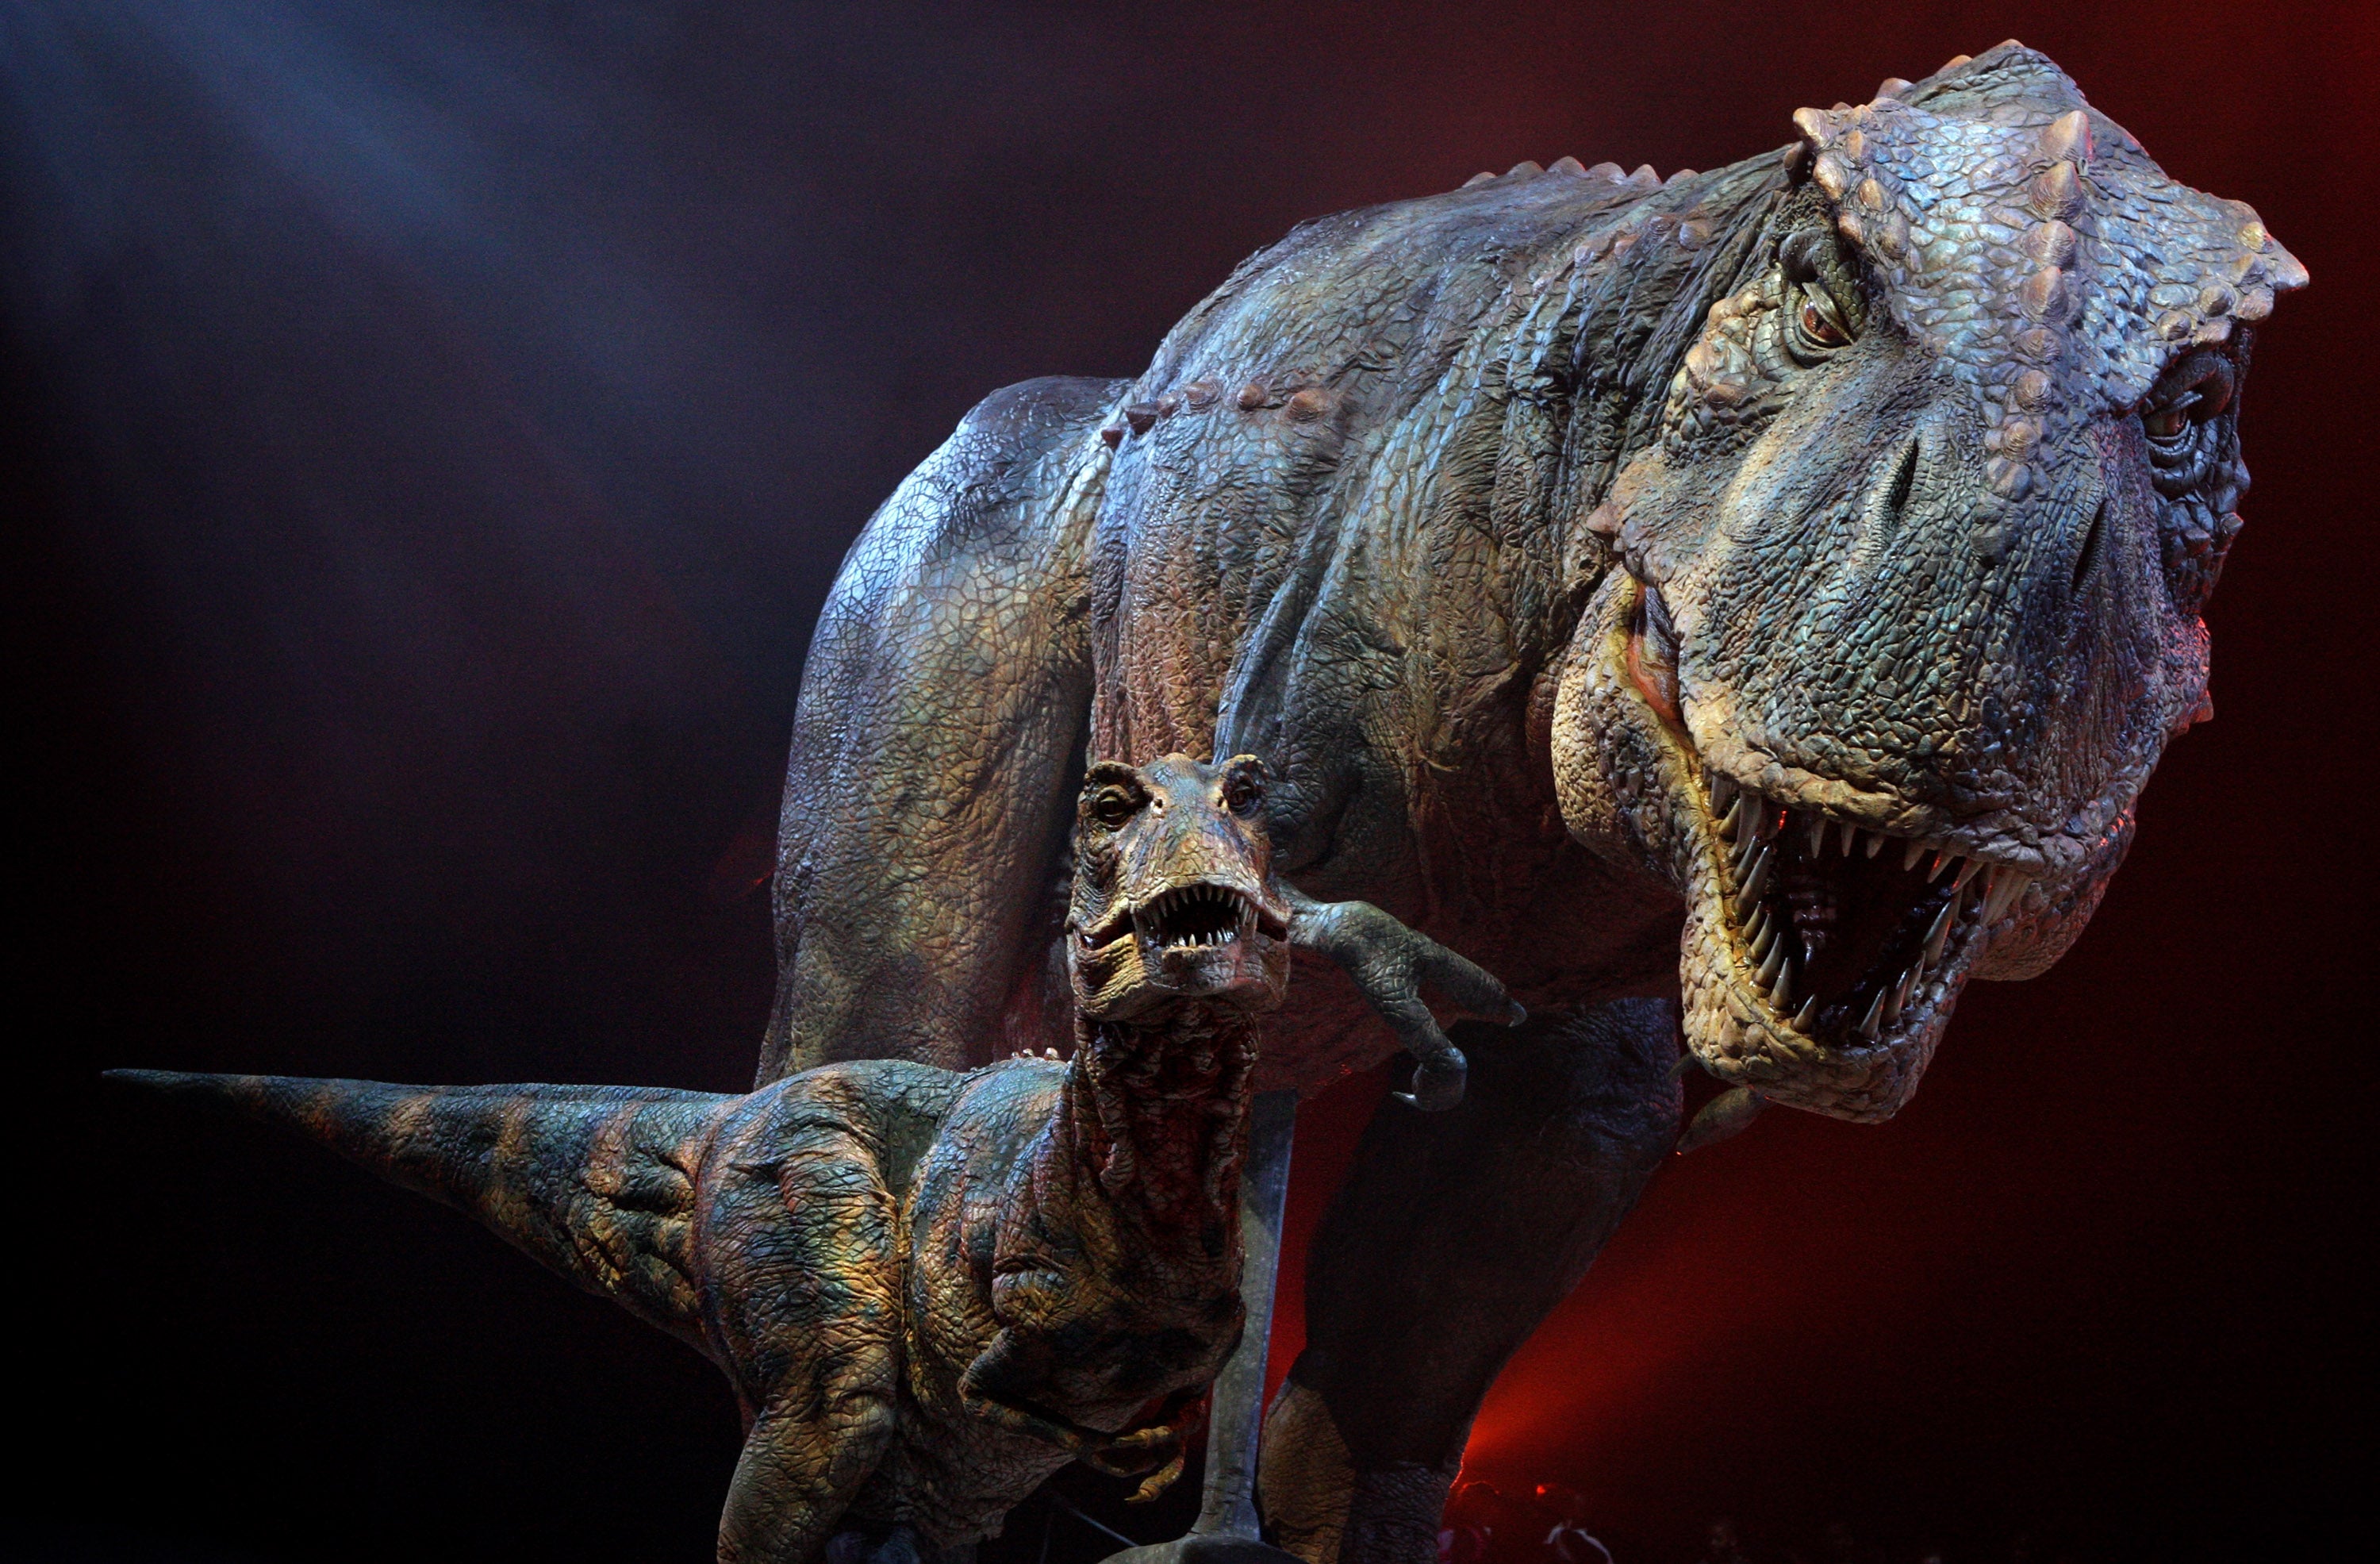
[[113, 753, 1292, 1564]]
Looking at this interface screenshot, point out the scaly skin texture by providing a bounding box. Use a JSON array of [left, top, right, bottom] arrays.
[[757, 43, 2303, 1564], [113, 755, 1326, 1564], [757, 43, 2304, 1552]]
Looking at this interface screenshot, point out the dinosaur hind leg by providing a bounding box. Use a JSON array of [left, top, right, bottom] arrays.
[[1257, 1000, 1684, 1564], [718, 1384, 897, 1564]]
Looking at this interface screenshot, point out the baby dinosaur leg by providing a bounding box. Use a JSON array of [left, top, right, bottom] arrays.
[[717, 1389, 898, 1564]]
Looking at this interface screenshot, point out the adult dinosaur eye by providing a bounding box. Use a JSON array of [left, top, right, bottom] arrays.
[[1222, 770, 1264, 816], [1791, 284, 1852, 354], [2142, 349, 2236, 441]]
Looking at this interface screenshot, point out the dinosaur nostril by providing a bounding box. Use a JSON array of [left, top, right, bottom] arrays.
[[1882, 437, 1918, 523], [2072, 495, 2107, 594]]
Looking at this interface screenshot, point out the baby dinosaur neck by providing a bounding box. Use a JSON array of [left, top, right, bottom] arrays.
[[1054, 1000, 1258, 1235]]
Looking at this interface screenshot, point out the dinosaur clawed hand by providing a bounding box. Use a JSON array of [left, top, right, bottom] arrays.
[[1083, 1400, 1206, 1502], [1281, 886, 1526, 1111]]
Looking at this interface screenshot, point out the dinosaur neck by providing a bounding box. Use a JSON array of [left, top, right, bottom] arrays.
[[1055, 1001, 1258, 1233]]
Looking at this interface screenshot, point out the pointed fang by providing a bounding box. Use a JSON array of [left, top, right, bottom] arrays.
[[1733, 844, 1775, 916], [1923, 900, 1956, 967], [1857, 988, 1887, 1039], [1983, 869, 2028, 924]]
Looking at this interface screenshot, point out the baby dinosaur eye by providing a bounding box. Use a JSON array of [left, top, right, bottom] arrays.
[[1092, 786, 1142, 828]]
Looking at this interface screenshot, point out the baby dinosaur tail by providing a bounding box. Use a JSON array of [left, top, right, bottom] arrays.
[[107, 1070, 730, 1352]]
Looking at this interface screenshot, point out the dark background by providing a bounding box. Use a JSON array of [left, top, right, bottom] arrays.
[[6, 4, 2371, 1562]]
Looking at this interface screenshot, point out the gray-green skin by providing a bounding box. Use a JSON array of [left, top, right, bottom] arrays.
[[757, 42, 2305, 1564], [113, 754, 1345, 1564]]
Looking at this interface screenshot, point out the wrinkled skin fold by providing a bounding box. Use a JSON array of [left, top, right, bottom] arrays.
[[761, 41, 2302, 1564], [115, 755, 1353, 1564]]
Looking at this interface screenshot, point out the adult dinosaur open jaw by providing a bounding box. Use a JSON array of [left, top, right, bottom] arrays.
[[1557, 569, 2069, 1121], [1681, 760, 2028, 1109]]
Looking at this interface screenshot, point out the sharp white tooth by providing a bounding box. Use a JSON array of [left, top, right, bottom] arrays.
[[1883, 967, 1913, 1025], [1857, 989, 1887, 1039], [1838, 820, 1856, 856], [1983, 869, 2028, 924], [1806, 813, 1828, 856], [1718, 795, 1745, 840], [1712, 773, 1737, 813], [1756, 941, 1785, 991], [1791, 994, 1818, 1031], [1771, 955, 1794, 1013], [1952, 857, 1983, 892], [1734, 822, 1762, 874], [1928, 851, 1954, 882], [1902, 838, 1926, 871], [1733, 843, 1774, 916], [1862, 829, 1882, 858], [1922, 900, 1956, 967], [1749, 919, 1777, 964], [1748, 902, 1771, 943]]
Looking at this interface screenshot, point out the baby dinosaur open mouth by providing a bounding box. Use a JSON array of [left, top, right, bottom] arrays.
[[1136, 884, 1261, 951]]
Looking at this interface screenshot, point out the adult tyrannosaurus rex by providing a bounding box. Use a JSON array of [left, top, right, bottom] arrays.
[[758, 44, 2302, 1564]]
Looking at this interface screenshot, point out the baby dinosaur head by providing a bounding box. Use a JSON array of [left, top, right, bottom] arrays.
[[1067, 753, 1293, 1023]]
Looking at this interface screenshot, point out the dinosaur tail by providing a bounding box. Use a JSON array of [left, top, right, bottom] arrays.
[[106, 1070, 732, 1350]]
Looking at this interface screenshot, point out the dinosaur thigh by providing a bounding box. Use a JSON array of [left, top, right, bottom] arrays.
[[697, 1079, 921, 1564], [1258, 1001, 1684, 1564], [762, 375, 1120, 1083]]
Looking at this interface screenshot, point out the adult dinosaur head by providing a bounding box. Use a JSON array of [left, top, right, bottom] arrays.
[[1068, 753, 1293, 1023], [1552, 44, 2305, 1120]]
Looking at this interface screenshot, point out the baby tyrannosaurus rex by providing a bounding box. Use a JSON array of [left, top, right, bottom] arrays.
[[113, 753, 1292, 1564]]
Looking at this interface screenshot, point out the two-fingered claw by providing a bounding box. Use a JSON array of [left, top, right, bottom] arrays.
[[1283, 886, 1525, 1112], [1127, 1451, 1187, 1503], [1083, 1421, 1184, 1481]]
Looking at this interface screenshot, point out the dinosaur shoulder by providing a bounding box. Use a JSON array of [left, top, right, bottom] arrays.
[[1144, 177, 1641, 387], [731, 1061, 965, 1171]]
